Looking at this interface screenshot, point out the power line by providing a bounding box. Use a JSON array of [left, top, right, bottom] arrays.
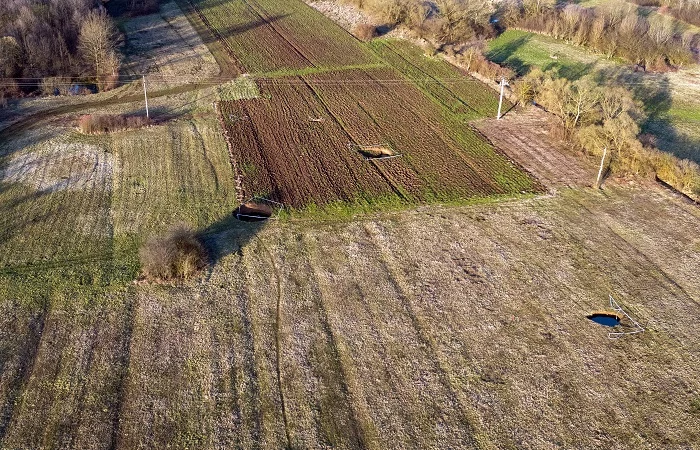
[[3, 74, 699, 88]]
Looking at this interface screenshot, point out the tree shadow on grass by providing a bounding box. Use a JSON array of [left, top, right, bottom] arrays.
[[486, 33, 598, 81], [545, 61, 597, 81], [594, 66, 700, 164], [486, 35, 532, 76]]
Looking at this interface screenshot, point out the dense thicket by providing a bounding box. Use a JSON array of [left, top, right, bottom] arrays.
[[106, 0, 160, 16], [498, 0, 698, 70], [342, 0, 498, 46], [628, 0, 700, 27], [0, 0, 121, 98], [516, 68, 700, 195]]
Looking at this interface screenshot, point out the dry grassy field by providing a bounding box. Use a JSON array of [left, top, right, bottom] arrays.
[[1, 0, 699, 448], [1, 184, 698, 449]]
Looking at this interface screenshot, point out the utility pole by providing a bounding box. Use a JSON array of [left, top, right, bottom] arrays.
[[143, 75, 149, 118], [497, 77, 507, 120], [596, 147, 607, 189]]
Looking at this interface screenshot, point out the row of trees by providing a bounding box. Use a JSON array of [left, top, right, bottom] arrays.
[[498, 0, 698, 70], [515, 69, 699, 195], [0, 0, 122, 98], [628, 0, 700, 27]]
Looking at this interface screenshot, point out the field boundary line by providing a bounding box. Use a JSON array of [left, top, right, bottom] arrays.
[[177, 0, 244, 74], [470, 122, 548, 193], [214, 102, 246, 204]]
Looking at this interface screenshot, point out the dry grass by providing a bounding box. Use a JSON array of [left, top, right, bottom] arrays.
[[353, 23, 378, 41], [120, 1, 219, 88], [1, 183, 699, 449], [139, 223, 208, 281]]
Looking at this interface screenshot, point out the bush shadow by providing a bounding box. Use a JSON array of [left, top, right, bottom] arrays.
[[486, 35, 532, 75], [197, 211, 266, 266]]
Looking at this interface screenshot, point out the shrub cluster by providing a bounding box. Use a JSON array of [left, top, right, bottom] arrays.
[[0, 1, 122, 98], [139, 224, 208, 281], [520, 68, 700, 196], [628, 0, 700, 27], [341, 0, 497, 46], [498, 0, 698, 70], [454, 42, 515, 81], [78, 114, 152, 134], [354, 23, 379, 41]]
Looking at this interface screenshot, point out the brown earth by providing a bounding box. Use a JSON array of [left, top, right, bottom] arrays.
[[474, 107, 598, 190]]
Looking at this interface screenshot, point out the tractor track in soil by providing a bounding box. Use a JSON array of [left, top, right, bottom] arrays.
[[252, 236, 291, 449]]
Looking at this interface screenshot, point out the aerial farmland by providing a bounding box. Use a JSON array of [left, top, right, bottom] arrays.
[[0, 0, 698, 449]]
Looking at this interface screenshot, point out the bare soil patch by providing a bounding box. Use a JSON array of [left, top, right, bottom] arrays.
[[474, 107, 598, 190]]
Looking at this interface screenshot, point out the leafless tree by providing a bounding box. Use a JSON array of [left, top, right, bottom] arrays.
[[78, 10, 121, 85]]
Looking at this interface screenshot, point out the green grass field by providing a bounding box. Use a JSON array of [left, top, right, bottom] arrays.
[[486, 29, 611, 79]]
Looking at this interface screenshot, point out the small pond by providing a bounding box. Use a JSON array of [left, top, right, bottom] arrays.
[[587, 313, 621, 327]]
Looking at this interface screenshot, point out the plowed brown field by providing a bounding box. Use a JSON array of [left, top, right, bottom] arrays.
[[220, 69, 539, 208]]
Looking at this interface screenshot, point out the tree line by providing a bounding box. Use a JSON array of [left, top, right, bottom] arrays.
[[343, 0, 498, 46], [628, 0, 700, 27], [498, 0, 698, 71], [515, 68, 699, 195], [0, 0, 158, 102]]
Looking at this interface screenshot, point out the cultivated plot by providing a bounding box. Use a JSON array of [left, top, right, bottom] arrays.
[[186, 0, 378, 72], [219, 68, 537, 209], [371, 39, 504, 120]]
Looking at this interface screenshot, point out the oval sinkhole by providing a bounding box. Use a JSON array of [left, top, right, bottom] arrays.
[[587, 312, 621, 327], [234, 202, 273, 222], [358, 145, 395, 159]]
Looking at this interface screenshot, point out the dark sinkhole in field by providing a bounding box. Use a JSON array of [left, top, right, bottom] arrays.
[[587, 312, 621, 327], [234, 202, 272, 222]]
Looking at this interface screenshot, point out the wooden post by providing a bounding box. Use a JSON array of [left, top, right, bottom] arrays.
[[596, 147, 607, 189]]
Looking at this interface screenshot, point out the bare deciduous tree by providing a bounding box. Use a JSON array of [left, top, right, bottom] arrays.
[[78, 10, 121, 88]]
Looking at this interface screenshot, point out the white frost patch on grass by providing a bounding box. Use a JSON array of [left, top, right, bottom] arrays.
[[1, 143, 114, 193]]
